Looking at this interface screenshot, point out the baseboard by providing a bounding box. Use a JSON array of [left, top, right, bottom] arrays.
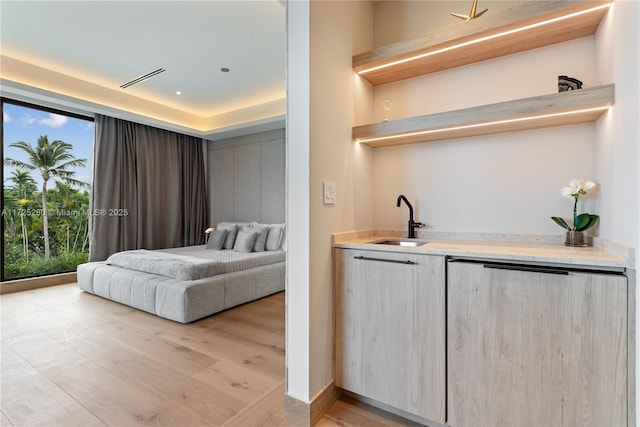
[[340, 390, 444, 427], [0, 272, 76, 295], [284, 381, 342, 426]]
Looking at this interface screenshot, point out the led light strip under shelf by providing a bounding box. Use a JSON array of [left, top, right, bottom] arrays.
[[355, 106, 611, 144]]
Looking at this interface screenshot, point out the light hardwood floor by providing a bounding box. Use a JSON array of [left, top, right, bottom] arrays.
[[1, 284, 416, 427]]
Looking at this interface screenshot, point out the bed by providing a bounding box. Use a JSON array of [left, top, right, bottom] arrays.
[[77, 222, 286, 323]]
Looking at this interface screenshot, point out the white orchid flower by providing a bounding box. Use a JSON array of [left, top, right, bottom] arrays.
[[560, 186, 574, 198], [561, 179, 596, 198]]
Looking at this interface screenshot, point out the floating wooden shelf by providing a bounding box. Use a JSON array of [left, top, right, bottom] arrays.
[[353, 84, 614, 148], [353, 1, 611, 86]]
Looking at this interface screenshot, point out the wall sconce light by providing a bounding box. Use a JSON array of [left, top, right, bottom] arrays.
[[204, 227, 214, 242]]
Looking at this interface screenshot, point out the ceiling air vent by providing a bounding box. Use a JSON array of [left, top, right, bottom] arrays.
[[119, 68, 165, 89]]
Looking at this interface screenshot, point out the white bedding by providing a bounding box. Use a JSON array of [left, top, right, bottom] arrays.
[[106, 245, 285, 281]]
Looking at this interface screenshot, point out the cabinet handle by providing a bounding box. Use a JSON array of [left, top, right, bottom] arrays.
[[483, 263, 569, 275], [354, 256, 416, 265]]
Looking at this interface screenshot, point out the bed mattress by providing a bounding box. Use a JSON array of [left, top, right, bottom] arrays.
[[106, 245, 286, 280]]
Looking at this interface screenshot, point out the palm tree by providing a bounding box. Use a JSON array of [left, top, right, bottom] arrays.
[[5, 136, 87, 259], [2, 182, 19, 240], [9, 169, 36, 198], [8, 170, 36, 259], [53, 181, 76, 252]]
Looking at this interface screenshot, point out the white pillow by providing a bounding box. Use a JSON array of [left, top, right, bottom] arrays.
[[206, 229, 227, 250], [216, 222, 238, 249], [243, 223, 269, 252], [233, 230, 257, 253], [265, 223, 285, 251]]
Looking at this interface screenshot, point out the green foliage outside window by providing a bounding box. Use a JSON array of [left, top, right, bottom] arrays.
[[3, 135, 90, 280]]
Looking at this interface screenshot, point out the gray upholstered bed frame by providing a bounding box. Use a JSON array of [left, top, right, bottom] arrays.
[[77, 260, 285, 323]]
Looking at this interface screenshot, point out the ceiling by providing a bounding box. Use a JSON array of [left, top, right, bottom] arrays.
[[0, 1, 286, 139]]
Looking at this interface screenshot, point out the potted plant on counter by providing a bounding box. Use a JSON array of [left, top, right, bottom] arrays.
[[551, 179, 599, 247]]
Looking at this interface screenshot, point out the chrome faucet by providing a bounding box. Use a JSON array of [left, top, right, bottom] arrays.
[[396, 194, 423, 238]]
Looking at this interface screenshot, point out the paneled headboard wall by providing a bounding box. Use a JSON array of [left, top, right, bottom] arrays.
[[207, 128, 285, 226]]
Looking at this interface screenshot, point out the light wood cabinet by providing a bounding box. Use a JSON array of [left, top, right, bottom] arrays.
[[334, 248, 445, 423], [447, 259, 627, 427]]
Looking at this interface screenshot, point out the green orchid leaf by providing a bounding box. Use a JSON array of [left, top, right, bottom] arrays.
[[575, 214, 599, 231], [551, 216, 571, 230], [573, 213, 592, 230]]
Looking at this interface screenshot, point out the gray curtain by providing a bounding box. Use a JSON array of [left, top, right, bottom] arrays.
[[89, 115, 208, 261]]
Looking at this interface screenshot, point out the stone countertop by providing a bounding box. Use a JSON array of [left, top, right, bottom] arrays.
[[333, 230, 633, 269]]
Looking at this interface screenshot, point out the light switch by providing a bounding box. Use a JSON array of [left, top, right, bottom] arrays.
[[323, 181, 336, 204]]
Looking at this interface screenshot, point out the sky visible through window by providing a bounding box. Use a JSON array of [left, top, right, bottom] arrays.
[[3, 103, 94, 188]]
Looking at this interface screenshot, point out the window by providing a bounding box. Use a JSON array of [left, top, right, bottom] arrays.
[[2, 99, 94, 281]]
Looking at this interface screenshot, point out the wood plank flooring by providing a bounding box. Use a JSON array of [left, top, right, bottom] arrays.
[[1, 284, 418, 427]]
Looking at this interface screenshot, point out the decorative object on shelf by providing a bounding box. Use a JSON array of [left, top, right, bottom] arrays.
[[451, 0, 488, 21], [551, 179, 599, 247], [382, 99, 393, 122], [558, 75, 583, 92]]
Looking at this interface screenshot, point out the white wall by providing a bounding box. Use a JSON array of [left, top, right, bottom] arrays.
[[285, 0, 311, 402], [207, 128, 285, 226], [371, 36, 596, 121], [594, 0, 640, 247], [373, 124, 597, 234], [286, 0, 374, 402]]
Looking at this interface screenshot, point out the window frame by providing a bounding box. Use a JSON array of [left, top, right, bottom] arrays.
[[1, 97, 94, 282]]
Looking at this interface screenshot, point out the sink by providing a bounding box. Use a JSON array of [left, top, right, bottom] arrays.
[[373, 239, 430, 247]]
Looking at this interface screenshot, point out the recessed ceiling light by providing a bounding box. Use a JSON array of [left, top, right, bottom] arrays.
[[221, 67, 230, 73]]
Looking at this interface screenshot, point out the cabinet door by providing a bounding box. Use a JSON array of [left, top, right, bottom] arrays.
[[335, 248, 445, 422], [448, 260, 627, 427]]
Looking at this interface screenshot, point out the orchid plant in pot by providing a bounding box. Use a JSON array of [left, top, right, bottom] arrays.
[[551, 179, 599, 247]]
